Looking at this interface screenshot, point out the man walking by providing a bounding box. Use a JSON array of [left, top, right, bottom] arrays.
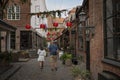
[[48, 40, 58, 71]]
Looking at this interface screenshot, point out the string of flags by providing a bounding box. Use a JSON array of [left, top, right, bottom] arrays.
[[29, 9, 68, 18]]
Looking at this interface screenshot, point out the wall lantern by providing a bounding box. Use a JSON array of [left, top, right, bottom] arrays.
[[25, 24, 31, 29], [79, 10, 86, 22], [85, 26, 95, 41], [79, 10, 95, 41]]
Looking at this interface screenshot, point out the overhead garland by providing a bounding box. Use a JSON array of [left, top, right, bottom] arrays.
[[29, 9, 67, 18]]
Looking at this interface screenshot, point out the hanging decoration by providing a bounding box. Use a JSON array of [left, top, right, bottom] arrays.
[[46, 38, 51, 41], [46, 30, 58, 41], [47, 32, 51, 36], [52, 32, 56, 36], [40, 24, 46, 29], [66, 22, 72, 27], [30, 9, 67, 18], [57, 10, 61, 18], [37, 13, 40, 18], [25, 8, 70, 40], [25, 24, 31, 29], [53, 22, 58, 27]]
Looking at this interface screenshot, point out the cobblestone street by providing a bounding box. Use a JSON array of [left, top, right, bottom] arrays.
[[8, 57, 73, 80]]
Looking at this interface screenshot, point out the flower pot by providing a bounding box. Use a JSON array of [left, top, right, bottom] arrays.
[[65, 59, 72, 66], [72, 58, 78, 65]]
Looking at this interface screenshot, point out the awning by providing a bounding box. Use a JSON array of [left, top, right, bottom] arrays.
[[0, 19, 16, 32]]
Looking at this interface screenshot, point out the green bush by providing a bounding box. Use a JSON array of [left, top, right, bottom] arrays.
[[0, 52, 12, 66], [60, 53, 72, 61], [0, 52, 12, 62], [71, 66, 82, 77], [71, 66, 90, 79]]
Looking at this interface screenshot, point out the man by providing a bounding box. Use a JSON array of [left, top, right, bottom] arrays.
[[48, 40, 58, 71]]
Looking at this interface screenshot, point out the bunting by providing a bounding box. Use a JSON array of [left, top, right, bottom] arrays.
[[29, 9, 67, 18]]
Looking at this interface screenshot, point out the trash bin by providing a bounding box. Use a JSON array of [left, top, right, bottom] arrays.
[[72, 58, 78, 65]]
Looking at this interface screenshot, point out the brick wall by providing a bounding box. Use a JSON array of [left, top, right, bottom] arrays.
[[89, 0, 120, 80], [3, 0, 30, 51]]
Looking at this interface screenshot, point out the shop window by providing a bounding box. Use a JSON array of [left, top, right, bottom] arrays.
[[104, 0, 120, 61], [20, 31, 32, 50]]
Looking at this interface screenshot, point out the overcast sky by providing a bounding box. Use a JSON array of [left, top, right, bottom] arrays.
[[45, 0, 83, 11]]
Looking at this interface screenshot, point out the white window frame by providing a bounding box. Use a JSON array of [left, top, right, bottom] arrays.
[[7, 5, 20, 20]]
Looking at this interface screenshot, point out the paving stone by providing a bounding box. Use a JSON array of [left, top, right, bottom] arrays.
[[0, 64, 21, 80], [0, 56, 85, 80]]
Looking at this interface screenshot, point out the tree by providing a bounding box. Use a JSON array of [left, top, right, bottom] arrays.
[[0, 0, 28, 19]]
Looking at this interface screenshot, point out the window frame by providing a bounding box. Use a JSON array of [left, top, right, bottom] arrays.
[[7, 5, 20, 20], [103, 0, 120, 66], [20, 31, 32, 50]]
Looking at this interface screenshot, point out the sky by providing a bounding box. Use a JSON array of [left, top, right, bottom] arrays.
[[45, 0, 83, 11]]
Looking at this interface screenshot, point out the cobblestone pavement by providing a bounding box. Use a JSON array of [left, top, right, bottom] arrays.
[[8, 56, 73, 80]]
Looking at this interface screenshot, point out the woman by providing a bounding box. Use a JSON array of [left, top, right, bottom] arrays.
[[37, 47, 46, 69]]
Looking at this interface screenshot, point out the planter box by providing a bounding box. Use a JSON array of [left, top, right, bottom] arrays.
[[11, 53, 19, 62]]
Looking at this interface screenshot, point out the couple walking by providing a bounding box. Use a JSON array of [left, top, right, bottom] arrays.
[[37, 40, 59, 71]]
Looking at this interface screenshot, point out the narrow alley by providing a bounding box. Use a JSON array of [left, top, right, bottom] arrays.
[[0, 0, 120, 80], [7, 57, 73, 80]]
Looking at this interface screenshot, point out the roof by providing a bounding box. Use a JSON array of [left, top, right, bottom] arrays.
[[0, 19, 16, 32], [68, 8, 76, 14]]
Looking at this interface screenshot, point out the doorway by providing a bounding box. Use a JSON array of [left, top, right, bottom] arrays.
[[86, 41, 90, 71]]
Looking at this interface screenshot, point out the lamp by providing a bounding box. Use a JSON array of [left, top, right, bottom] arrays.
[[79, 10, 95, 41], [79, 10, 86, 22], [85, 26, 95, 41]]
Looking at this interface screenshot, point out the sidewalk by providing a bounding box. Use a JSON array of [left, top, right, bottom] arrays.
[[0, 58, 29, 80], [0, 56, 86, 80], [0, 63, 21, 80]]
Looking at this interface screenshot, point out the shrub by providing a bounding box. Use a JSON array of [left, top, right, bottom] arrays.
[[71, 66, 91, 80], [60, 53, 72, 61], [0, 52, 12, 66]]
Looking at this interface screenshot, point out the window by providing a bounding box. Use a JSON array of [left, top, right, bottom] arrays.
[[10, 32, 16, 49], [104, 0, 120, 61], [20, 31, 32, 50], [7, 5, 20, 20]]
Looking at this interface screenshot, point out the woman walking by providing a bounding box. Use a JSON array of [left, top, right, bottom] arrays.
[[37, 47, 46, 69]]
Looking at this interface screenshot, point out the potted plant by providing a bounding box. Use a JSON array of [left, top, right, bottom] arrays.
[[0, 51, 12, 67], [10, 50, 19, 62], [71, 66, 90, 80], [60, 52, 72, 66], [19, 50, 29, 58]]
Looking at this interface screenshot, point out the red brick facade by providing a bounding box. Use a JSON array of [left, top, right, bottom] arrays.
[[75, 0, 120, 80], [2, 0, 43, 51], [89, 0, 120, 79], [4, 0, 31, 51]]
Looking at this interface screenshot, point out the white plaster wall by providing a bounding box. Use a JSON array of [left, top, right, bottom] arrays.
[[31, 0, 48, 37]]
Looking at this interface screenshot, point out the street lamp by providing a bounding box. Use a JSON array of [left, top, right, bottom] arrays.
[[79, 10, 95, 71], [79, 10, 86, 22], [79, 10, 95, 40]]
